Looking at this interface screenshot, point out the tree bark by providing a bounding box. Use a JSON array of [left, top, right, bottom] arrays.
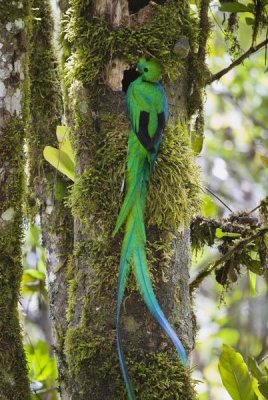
[[0, 1, 31, 398], [60, 0, 201, 398]]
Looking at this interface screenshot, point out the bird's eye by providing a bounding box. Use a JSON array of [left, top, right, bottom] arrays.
[[144, 67, 148, 72]]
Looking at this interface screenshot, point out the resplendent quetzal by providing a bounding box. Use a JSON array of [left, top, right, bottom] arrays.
[[113, 58, 187, 399]]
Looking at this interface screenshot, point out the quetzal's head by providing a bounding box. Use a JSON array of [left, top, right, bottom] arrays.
[[137, 58, 163, 83]]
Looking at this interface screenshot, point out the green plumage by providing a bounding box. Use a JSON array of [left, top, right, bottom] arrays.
[[113, 58, 186, 400]]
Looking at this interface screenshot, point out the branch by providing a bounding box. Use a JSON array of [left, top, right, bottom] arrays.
[[206, 38, 268, 84], [190, 227, 268, 293]]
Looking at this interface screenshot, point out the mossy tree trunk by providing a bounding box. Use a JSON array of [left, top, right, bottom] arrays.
[[26, 0, 73, 397], [0, 1, 31, 398], [58, 0, 205, 399]]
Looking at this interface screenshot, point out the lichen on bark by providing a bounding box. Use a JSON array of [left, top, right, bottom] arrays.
[[0, 1, 31, 398]]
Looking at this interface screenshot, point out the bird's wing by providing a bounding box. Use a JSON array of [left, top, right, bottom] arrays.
[[127, 83, 166, 152]]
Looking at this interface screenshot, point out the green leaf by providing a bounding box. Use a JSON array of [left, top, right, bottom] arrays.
[[247, 258, 263, 275], [259, 383, 268, 397], [201, 195, 216, 217], [56, 125, 75, 163], [21, 269, 46, 295], [43, 146, 75, 181], [212, 328, 240, 346], [216, 228, 241, 239], [25, 340, 57, 382], [248, 271, 257, 296], [247, 357, 264, 381], [23, 269, 45, 281], [219, 2, 250, 12], [219, 344, 257, 400], [191, 131, 204, 154], [28, 225, 40, 246]]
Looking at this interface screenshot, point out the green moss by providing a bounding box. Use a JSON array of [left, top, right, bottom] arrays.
[[26, 1, 74, 394], [191, 216, 219, 250], [69, 113, 127, 234], [27, 0, 63, 210], [0, 119, 31, 397], [66, 278, 78, 322], [148, 123, 201, 229], [0, 4, 32, 397], [68, 114, 200, 296], [65, 326, 197, 399]]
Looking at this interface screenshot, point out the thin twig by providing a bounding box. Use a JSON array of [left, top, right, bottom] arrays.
[[248, 203, 262, 215], [209, 5, 225, 35], [205, 186, 233, 212], [206, 38, 268, 84], [190, 227, 268, 293]]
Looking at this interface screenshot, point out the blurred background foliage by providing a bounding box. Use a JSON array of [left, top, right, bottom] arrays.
[[21, 224, 58, 399], [21, 0, 268, 399], [191, 0, 268, 398]]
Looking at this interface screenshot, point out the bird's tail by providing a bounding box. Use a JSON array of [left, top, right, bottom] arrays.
[[115, 159, 148, 400], [115, 154, 186, 400], [133, 245, 187, 366], [116, 213, 136, 399]]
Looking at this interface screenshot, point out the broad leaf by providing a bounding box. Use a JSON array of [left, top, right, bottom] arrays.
[[56, 125, 75, 163], [191, 131, 204, 154], [247, 260, 263, 275], [247, 357, 264, 381], [259, 383, 268, 397], [43, 146, 75, 181], [25, 340, 57, 382], [21, 269, 46, 295], [219, 344, 257, 400], [220, 2, 249, 12], [201, 195, 216, 217]]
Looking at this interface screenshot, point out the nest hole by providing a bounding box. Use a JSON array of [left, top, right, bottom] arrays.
[[128, 0, 166, 14], [122, 67, 140, 92]]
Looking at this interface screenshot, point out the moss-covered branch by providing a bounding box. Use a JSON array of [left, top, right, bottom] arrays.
[[190, 203, 268, 292], [190, 227, 268, 292], [0, 1, 31, 398], [27, 0, 73, 396]]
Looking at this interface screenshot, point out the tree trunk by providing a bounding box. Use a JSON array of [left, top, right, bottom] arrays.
[[0, 1, 31, 398], [59, 0, 202, 398], [27, 0, 73, 397]]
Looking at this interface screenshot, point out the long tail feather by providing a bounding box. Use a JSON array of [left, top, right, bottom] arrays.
[[132, 169, 187, 365], [116, 216, 137, 400], [112, 159, 147, 237], [133, 246, 187, 366]]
